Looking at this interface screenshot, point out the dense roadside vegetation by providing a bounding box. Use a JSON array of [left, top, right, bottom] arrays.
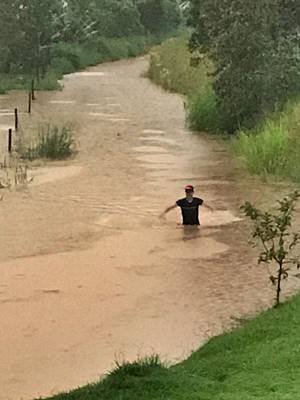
[[188, 0, 300, 133], [149, 1, 300, 182], [149, 36, 300, 182], [42, 294, 300, 400], [0, 0, 182, 93]]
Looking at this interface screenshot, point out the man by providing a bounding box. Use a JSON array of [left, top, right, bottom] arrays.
[[160, 185, 213, 225]]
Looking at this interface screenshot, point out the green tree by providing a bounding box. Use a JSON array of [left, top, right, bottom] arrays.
[[189, 0, 300, 132], [0, 0, 63, 77], [137, 0, 181, 34], [241, 191, 300, 306], [0, 1, 24, 73]]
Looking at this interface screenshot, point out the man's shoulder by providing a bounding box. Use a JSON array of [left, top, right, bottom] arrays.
[[194, 197, 204, 205], [176, 198, 186, 206]]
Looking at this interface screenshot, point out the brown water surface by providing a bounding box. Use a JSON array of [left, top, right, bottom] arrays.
[[0, 57, 299, 400]]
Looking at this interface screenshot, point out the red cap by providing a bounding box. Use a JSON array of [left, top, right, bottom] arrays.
[[185, 185, 194, 191]]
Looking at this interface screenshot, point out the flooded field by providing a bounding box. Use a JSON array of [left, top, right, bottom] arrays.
[[0, 58, 299, 400]]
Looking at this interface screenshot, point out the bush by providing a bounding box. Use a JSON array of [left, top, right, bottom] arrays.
[[234, 123, 289, 176], [20, 124, 74, 161], [99, 38, 129, 61], [187, 85, 226, 133], [233, 101, 300, 181], [0, 83, 7, 94], [148, 36, 210, 95], [138, 0, 181, 35], [52, 43, 86, 72], [37, 73, 62, 91]]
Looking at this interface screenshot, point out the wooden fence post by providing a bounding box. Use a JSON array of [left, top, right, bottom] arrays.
[[31, 79, 36, 101], [8, 129, 12, 153], [28, 91, 32, 114], [14, 108, 18, 130]]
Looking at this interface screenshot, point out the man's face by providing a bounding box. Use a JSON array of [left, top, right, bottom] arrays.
[[185, 189, 194, 198]]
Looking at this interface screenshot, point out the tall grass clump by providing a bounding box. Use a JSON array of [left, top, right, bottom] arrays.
[[108, 355, 165, 381], [148, 36, 211, 95], [148, 36, 230, 133], [187, 85, 226, 133], [233, 101, 300, 181], [20, 124, 75, 161]]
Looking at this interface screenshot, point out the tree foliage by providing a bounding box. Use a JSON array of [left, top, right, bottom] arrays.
[[0, 0, 181, 79], [188, 0, 300, 132]]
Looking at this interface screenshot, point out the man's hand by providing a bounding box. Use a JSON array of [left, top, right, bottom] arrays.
[[159, 212, 166, 219], [159, 204, 177, 219], [204, 203, 214, 212]]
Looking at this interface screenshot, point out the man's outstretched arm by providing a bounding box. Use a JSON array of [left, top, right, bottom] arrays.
[[203, 202, 214, 211], [159, 204, 177, 218]]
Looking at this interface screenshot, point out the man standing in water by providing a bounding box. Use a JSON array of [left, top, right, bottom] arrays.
[[160, 185, 213, 225]]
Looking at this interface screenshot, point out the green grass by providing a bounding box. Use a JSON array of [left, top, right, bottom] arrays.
[[148, 36, 211, 96], [19, 124, 75, 161], [41, 294, 300, 400], [233, 102, 300, 182], [0, 34, 171, 95], [187, 85, 227, 134], [147, 36, 229, 134]]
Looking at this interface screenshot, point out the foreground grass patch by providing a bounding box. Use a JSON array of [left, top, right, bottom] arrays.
[[43, 295, 300, 400]]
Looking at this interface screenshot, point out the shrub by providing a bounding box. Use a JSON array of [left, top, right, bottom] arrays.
[[233, 101, 300, 181], [241, 191, 300, 306], [187, 85, 226, 133], [233, 121, 289, 176], [0, 84, 7, 94], [21, 124, 74, 161], [52, 43, 85, 72], [37, 73, 62, 91], [148, 36, 211, 95]]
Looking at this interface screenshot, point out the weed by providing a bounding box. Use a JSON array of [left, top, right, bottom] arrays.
[[20, 124, 74, 161]]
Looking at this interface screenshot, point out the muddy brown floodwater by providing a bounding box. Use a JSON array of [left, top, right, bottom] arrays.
[[0, 57, 299, 400]]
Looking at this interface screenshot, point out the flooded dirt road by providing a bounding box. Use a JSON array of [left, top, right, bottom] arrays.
[[0, 58, 298, 400]]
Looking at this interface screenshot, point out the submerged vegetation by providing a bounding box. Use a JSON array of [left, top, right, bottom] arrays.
[[18, 124, 75, 161]]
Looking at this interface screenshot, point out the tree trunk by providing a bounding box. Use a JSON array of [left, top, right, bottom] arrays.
[[276, 263, 283, 306]]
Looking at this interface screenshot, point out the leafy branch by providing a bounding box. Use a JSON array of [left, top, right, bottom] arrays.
[[241, 191, 300, 306]]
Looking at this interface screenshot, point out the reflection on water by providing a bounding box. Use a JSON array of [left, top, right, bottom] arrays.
[[181, 225, 201, 241]]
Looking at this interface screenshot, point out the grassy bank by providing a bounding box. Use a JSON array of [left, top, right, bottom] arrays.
[[148, 36, 211, 95], [0, 35, 170, 94], [148, 37, 300, 181], [233, 102, 300, 182], [42, 294, 300, 399], [148, 37, 227, 133]]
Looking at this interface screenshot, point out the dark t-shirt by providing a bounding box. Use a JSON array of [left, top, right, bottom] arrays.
[[176, 197, 203, 225]]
